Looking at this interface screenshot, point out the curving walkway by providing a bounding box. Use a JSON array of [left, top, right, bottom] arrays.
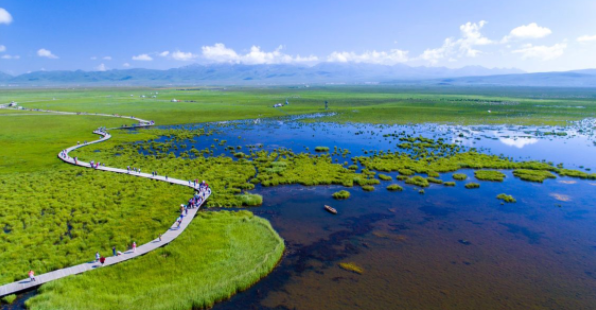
[[0, 113, 210, 297]]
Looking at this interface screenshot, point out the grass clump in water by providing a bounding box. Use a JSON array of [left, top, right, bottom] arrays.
[[338, 262, 364, 274], [475, 170, 505, 182], [427, 177, 443, 184], [405, 176, 429, 187], [239, 194, 263, 206], [26, 211, 284, 310], [465, 182, 480, 189], [386, 184, 403, 191], [497, 193, 516, 203], [452, 173, 468, 181], [362, 185, 375, 191], [332, 190, 351, 199], [444, 181, 456, 186], [378, 174, 392, 181], [314, 146, 330, 152], [2, 294, 16, 304], [513, 169, 556, 182]]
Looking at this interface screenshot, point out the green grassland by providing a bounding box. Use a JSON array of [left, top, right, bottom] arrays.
[[1, 85, 596, 307], [26, 211, 285, 310], [0, 169, 190, 285]]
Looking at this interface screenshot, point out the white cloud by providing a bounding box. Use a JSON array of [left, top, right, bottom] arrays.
[[512, 43, 566, 60], [96, 63, 107, 71], [506, 23, 552, 40], [122, 62, 131, 67], [37, 48, 58, 59], [577, 35, 596, 43], [171, 50, 196, 61], [201, 43, 318, 64], [132, 54, 152, 61], [0, 45, 5, 52], [417, 20, 492, 64], [0, 8, 13, 25], [159, 51, 170, 57], [103, 56, 112, 60], [327, 49, 409, 65], [1, 54, 20, 60]]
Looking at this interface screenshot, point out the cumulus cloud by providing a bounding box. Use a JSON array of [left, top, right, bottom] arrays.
[[201, 43, 318, 64], [159, 51, 170, 57], [37, 48, 58, 59], [327, 49, 409, 65], [0, 8, 12, 25], [96, 63, 107, 71], [417, 20, 493, 64], [171, 50, 196, 61], [505, 23, 552, 41], [577, 35, 596, 43], [0, 45, 5, 52], [512, 43, 566, 60], [1, 54, 20, 59], [122, 62, 131, 67], [132, 54, 152, 61]]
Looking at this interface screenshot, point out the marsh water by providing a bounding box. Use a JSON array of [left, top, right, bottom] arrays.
[[5, 116, 596, 309], [158, 116, 596, 310]]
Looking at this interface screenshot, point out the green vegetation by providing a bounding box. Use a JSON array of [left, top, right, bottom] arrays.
[[27, 211, 285, 310], [497, 193, 517, 203], [362, 185, 375, 191], [475, 170, 506, 182], [332, 190, 351, 199], [314, 146, 330, 152], [513, 169, 557, 182], [427, 177, 444, 184], [2, 294, 16, 304], [0, 169, 189, 285], [338, 262, 364, 274], [386, 184, 404, 191], [405, 176, 429, 187], [378, 174, 393, 181], [238, 194, 263, 206], [444, 181, 456, 186], [2, 86, 596, 307], [452, 173, 468, 180], [465, 182, 480, 189], [419, 189, 425, 194]]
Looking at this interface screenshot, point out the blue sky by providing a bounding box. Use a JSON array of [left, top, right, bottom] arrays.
[[1, 0, 596, 74]]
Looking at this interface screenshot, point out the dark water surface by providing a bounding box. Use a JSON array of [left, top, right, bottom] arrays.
[[153, 116, 596, 310]]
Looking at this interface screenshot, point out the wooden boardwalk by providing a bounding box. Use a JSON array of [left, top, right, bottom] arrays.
[[0, 114, 209, 297]]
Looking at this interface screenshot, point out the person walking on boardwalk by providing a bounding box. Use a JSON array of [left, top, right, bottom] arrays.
[[99, 256, 106, 266], [95, 252, 100, 262], [28, 270, 35, 282], [132, 241, 137, 253], [112, 246, 117, 257]]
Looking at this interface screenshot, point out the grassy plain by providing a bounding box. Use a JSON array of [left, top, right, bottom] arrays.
[[26, 211, 285, 310], [1, 85, 595, 307]]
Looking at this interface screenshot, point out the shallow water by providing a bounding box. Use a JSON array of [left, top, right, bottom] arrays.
[[147, 116, 596, 309]]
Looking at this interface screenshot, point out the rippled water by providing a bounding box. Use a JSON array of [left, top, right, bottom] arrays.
[[153, 117, 596, 309]]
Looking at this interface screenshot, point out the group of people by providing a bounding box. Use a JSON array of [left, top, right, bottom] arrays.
[[127, 166, 142, 174], [89, 160, 104, 169]]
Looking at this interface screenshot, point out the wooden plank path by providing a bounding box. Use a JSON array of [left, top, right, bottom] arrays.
[[0, 114, 209, 297]]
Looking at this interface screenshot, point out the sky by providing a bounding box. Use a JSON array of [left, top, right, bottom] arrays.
[[1, 0, 596, 74]]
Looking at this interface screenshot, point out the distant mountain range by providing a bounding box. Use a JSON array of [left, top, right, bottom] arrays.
[[1, 63, 595, 87]]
